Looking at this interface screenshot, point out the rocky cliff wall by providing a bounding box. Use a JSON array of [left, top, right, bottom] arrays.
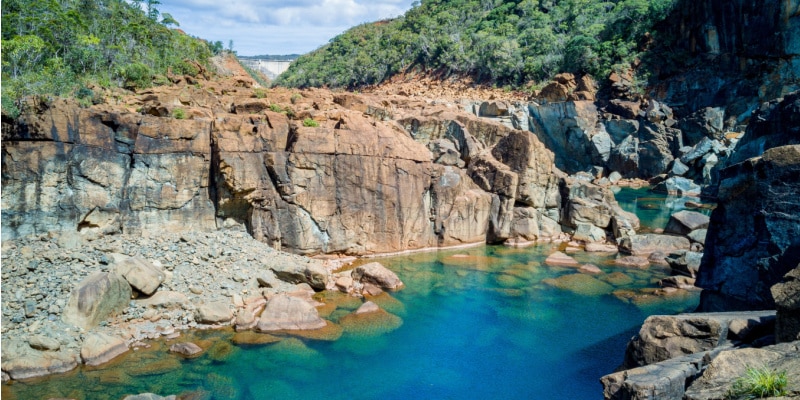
[[1, 82, 636, 256]]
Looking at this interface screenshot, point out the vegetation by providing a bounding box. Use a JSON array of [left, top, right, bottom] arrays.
[[1, 0, 218, 117], [276, 0, 679, 89], [172, 108, 186, 119], [727, 366, 788, 400], [302, 118, 319, 127]]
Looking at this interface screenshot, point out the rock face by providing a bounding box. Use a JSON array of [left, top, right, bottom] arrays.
[[62, 271, 132, 330], [697, 145, 800, 311], [2, 87, 634, 256]]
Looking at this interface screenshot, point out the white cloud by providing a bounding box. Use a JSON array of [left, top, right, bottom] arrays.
[[157, 0, 415, 55]]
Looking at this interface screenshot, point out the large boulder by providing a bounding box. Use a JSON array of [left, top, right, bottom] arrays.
[[256, 295, 326, 331], [0, 339, 79, 380], [114, 256, 165, 295], [80, 332, 129, 366], [664, 210, 710, 236], [698, 145, 800, 311], [771, 265, 800, 343], [620, 234, 691, 256], [622, 312, 776, 369], [62, 271, 132, 330], [194, 300, 233, 324], [351, 262, 404, 291], [270, 260, 328, 291]]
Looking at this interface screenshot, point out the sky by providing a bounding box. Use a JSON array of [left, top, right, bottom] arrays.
[[156, 0, 417, 56]]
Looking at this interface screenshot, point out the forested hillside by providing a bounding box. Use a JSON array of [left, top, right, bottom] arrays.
[[276, 0, 678, 89], [1, 0, 220, 117]]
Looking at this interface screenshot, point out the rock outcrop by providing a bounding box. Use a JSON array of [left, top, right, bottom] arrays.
[[772, 265, 800, 343], [2, 83, 635, 256], [62, 271, 132, 330], [697, 145, 800, 311]]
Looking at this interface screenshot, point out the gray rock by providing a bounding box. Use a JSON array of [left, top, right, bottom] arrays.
[[670, 159, 690, 176], [652, 177, 702, 196], [666, 251, 704, 278], [604, 119, 639, 144], [608, 171, 622, 184], [664, 210, 710, 236], [620, 234, 691, 256], [0, 339, 79, 380], [80, 332, 129, 366], [256, 295, 326, 331], [114, 256, 165, 296], [62, 271, 132, 330], [351, 262, 404, 291], [28, 335, 60, 351], [688, 229, 708, 245], [270, 261, 328, 291], [354, 301, 380, 315], [169, 342, 203, 357], [602, 351, 709, 400], [122, 394, 177, 400], [194, 300, 233, 324], [680, 137, 715, 164], [572, 223, 607, 243]]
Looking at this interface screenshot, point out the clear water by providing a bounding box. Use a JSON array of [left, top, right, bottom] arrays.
[[612, 187, 714, 232], [3, 189, 701, 400]]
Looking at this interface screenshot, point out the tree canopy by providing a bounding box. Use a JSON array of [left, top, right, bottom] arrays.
[[1, 0, 218, 116], [276, 0, 678, 89]]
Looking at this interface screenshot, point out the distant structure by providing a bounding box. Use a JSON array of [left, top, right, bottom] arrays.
[[239, 55, 298, 79]]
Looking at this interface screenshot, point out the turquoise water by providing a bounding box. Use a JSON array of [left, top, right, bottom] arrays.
[[4, 189, 701, 400], [612, 187, 714, 231]]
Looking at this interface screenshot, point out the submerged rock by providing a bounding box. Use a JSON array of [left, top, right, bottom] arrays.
[[544, 251, 579, 267], [351, 262, 404, 291], [169, 342, 203, 357], [256, 295, 326, 331], [542, 273, 614, 296], [81, 332, 129, 366]]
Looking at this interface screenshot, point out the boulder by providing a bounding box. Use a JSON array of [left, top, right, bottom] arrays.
[[664, 210, 710, 236], [256, 295, 326, 331], [136, 291, 189, 309], [659, 276, 697, 290], [651, 177, 702, 196], [169, 342, 203, 357], [771, 265, 800, 343], [585, 243, 619, 253], [620, 234, 691, 256], [270, 261, 328, 291], [687, 229, 708, 245], [615, 256, 650, 269], [62, 271, 132, 330], [114, 256, 165, 295], [0, 339, 79, 380], [354, 301, 381, 315], [194, 300, 233, 324], [544, 251, 579, 267], [572, 223, 607, 243], [28, 335, 61, 351], [667, 251, 704, 278], [351, 262, 404, 291], [684, 342, 800, 400], [623, 315, 723, 368], [81, 332, 129, 366]]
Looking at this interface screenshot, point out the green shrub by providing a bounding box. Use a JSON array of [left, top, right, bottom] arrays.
[[269, 103, 283, 113], [254, 88, 267, 99], [727, 366, 788, 400], [123, 63, 153, 89], [302, 118, 319, 127], [290, 93, 302, 104], [172, 108, 186, 119]]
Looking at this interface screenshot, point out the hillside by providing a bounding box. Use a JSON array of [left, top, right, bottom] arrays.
[[1, 0, 218, 118], [275, 0, 678, 89]]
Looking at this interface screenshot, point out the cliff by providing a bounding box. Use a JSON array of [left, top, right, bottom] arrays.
[[1, 71, 636, 256]]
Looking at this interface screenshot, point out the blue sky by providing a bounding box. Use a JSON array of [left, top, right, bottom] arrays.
[[157, 0, 416, 56]]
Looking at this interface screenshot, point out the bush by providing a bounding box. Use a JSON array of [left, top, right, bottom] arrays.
[[302, 118, 319, 127], [269, 103, 283, 113], [253, 88, 267, 99], [172, 108, 186, 119], [123, 63, 153, 89], [727, 366, 788, 400], [290, 93, 302, 104]]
